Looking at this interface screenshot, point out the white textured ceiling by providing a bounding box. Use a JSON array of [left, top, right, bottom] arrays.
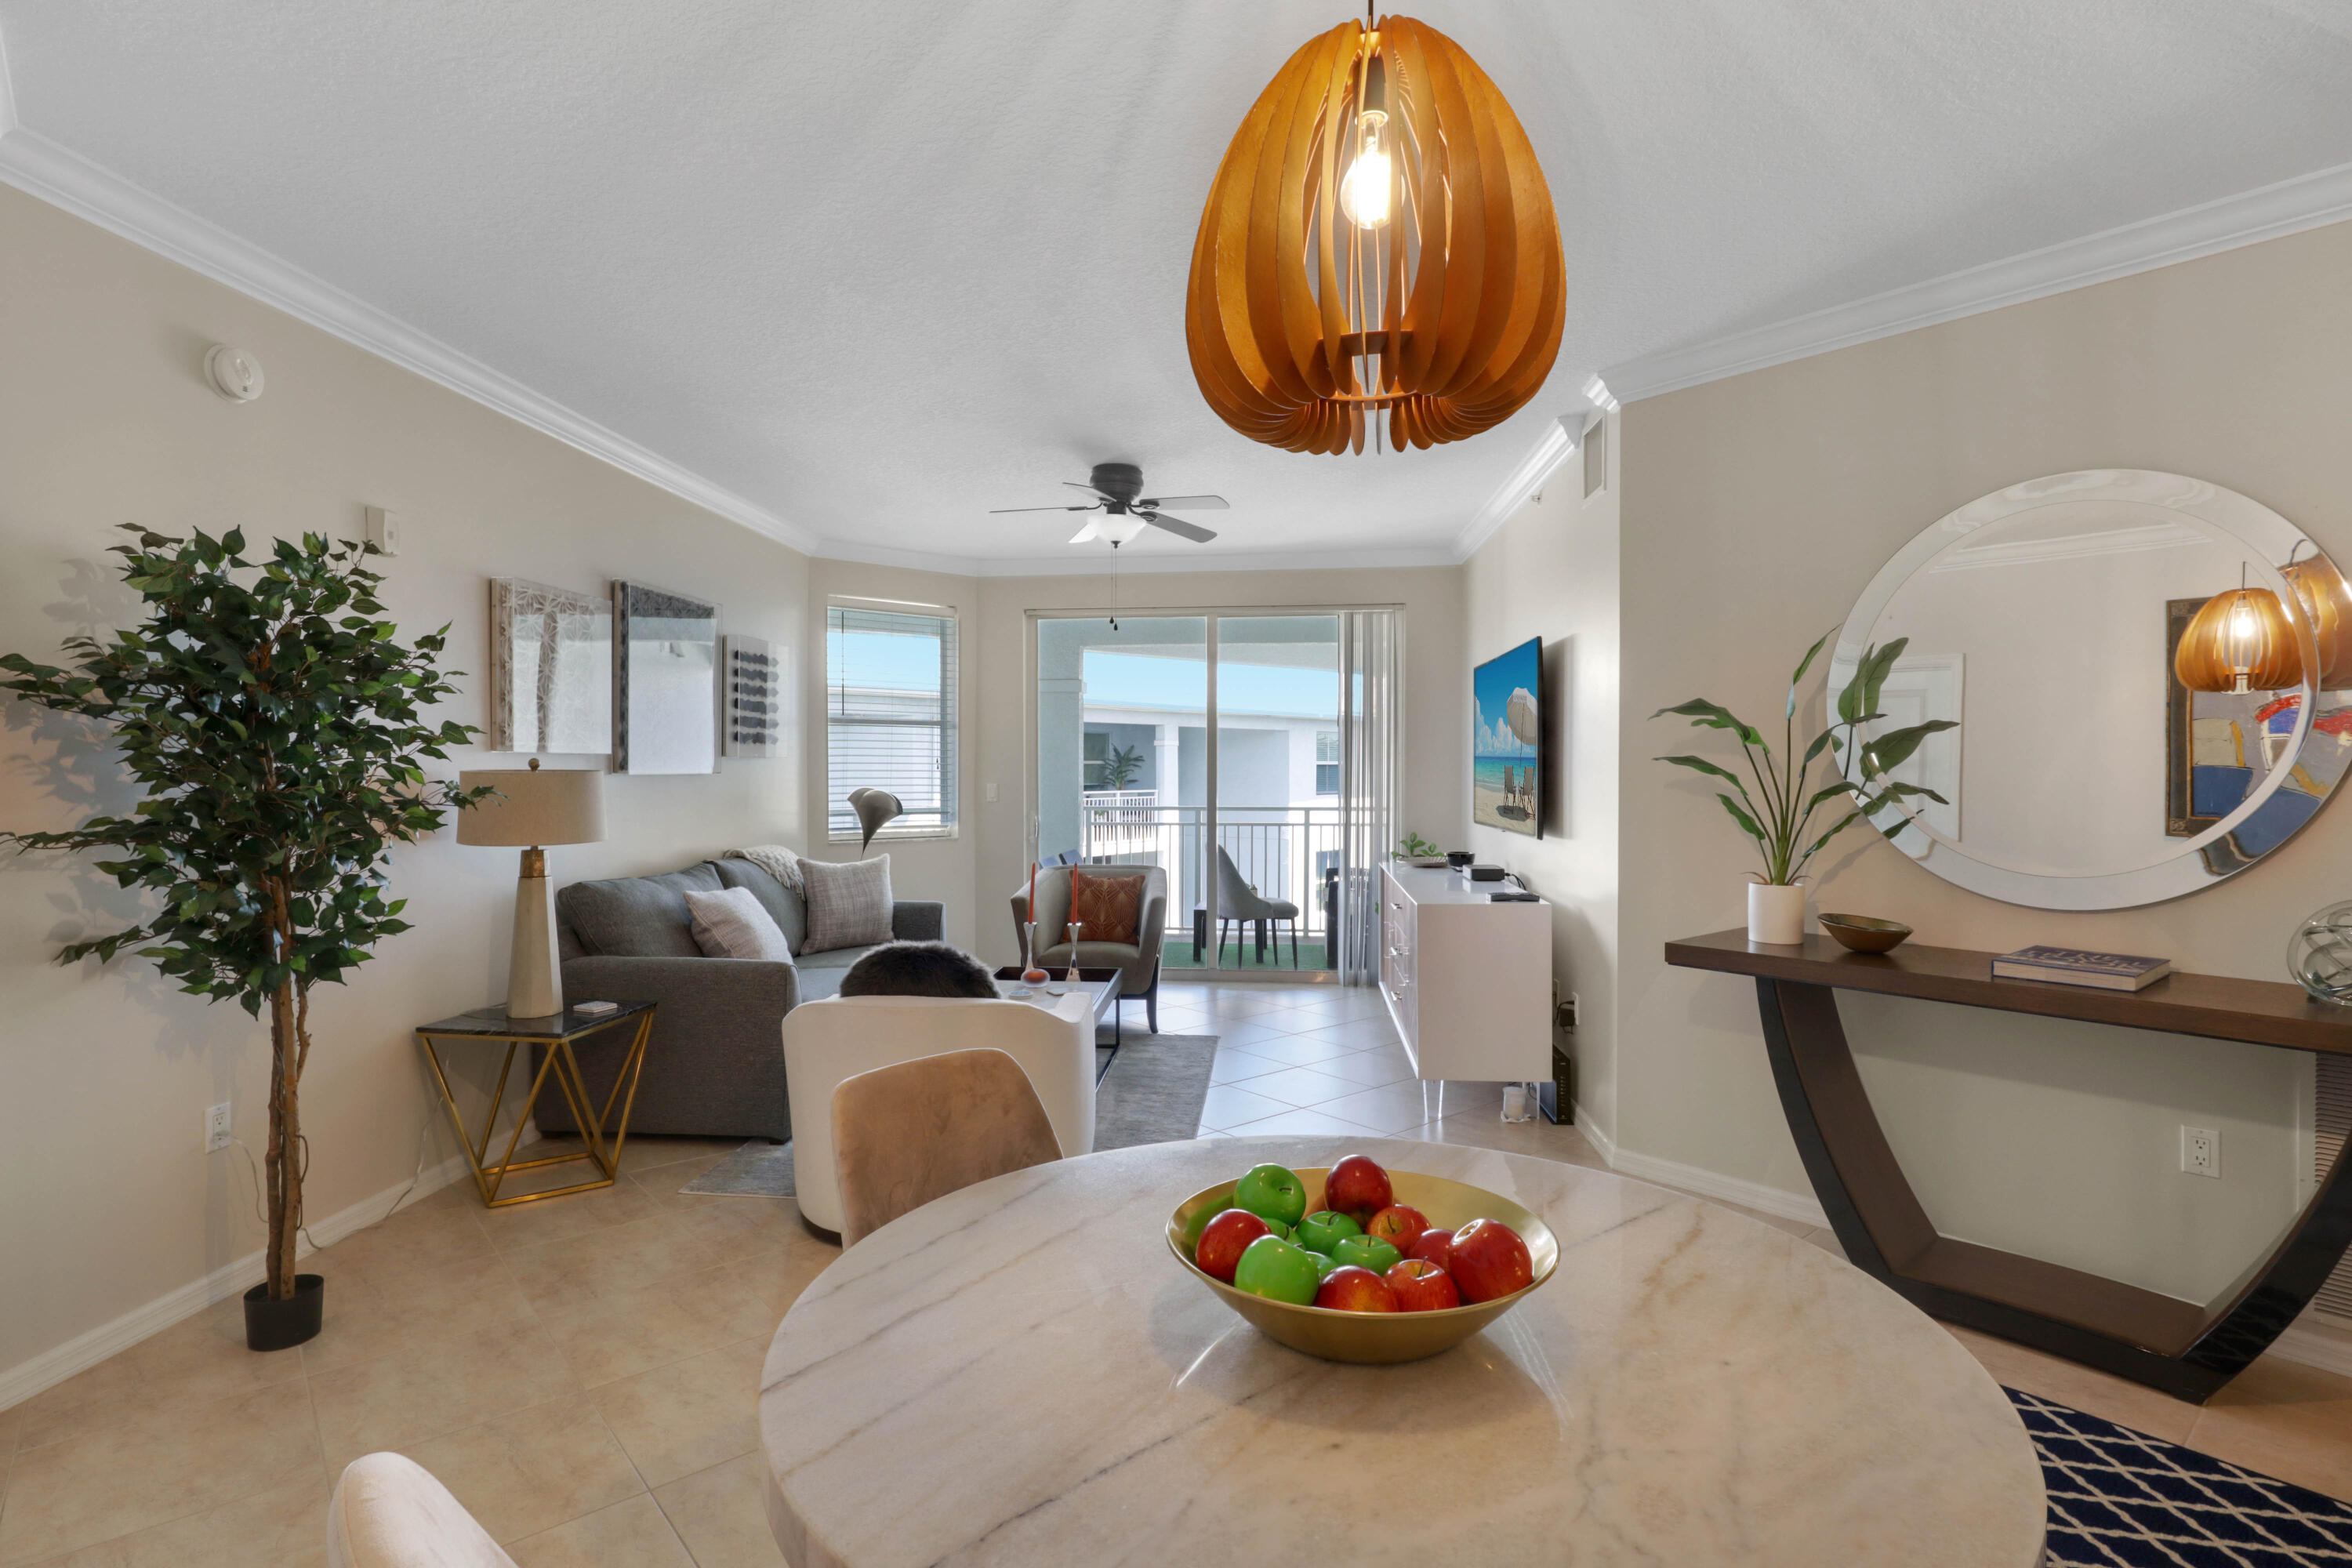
[[4, 2, 2351, 568]]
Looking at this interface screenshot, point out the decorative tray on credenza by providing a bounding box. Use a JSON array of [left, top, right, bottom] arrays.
[[1664, 928, 2352, 1402]]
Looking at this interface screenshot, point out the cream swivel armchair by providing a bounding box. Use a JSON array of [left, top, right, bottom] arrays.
[[1010, 862, 1168, 1031], [782, 994, 1096, 1237]]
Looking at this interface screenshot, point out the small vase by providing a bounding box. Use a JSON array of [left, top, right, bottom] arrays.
[[1748, 881, 1807, 946], [1018, 922, 1050, 997]]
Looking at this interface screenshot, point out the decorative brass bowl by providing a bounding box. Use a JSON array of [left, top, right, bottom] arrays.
[[1819, 913, 1914, 953], [1167, 1167, 1559, 1363]]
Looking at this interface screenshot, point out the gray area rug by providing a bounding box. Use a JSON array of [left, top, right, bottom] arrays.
[[678, 1031, 1220, 1197]]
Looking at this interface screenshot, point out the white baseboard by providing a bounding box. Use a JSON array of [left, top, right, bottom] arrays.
[[2270, 1316, 2352, 1379], [0, 1147, 476, 1414], [1596, 1140, 1832, 1230], [1570, 1100, 1617, 1165]]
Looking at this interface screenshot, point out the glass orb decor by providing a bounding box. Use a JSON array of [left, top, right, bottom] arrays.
[[2288, 901, 2352, 1005]]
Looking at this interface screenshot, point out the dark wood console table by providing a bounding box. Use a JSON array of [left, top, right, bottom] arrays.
[[1665, 928, 2352, 1402]]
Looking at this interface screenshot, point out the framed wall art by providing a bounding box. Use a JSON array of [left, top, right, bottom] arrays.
[[724, 634, 785, 758], [612, 582, 718, 774], [488, 578, 612, 754]]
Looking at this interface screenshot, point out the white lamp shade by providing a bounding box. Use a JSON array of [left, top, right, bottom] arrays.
[[456, 768, 606, 847]]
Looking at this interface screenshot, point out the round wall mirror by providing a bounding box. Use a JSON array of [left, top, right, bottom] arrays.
[[1831, 470, 2352, 909]]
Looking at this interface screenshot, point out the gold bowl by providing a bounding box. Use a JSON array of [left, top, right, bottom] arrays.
[[1167, 1167, 1559, 1363], [1818, 912, 1914, 953]]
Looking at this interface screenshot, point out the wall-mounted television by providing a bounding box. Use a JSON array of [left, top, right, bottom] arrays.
[[1473, 637, 1543, 837]]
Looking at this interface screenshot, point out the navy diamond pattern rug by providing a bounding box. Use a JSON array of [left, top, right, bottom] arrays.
[[2013, 1388, 2352, 1566]]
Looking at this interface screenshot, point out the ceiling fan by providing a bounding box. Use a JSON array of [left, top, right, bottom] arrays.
[[990, 463, 1227, 545]]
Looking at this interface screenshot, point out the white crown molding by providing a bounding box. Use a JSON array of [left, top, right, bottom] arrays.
[[0, 118, 822, 555], [1602, 158, 2352, 405], [1454, 412, 1582, 561], [1927, 520, 2209, 572], [815, 535, 1462, 579]]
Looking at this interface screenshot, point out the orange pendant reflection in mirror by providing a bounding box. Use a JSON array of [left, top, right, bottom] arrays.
[[2174, 584, 2303, 694], [2282, 552, 2352, 691], [1185, 16, 1565, 455]]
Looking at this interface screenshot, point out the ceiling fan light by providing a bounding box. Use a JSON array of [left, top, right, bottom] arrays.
[[1098, 515, 1147, 545]]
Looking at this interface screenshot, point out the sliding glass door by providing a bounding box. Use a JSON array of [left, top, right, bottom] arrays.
[[1210, 616, 1341, 972], [1035, 611, 1360, 979]]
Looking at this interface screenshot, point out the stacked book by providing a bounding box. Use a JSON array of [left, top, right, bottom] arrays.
[[1991, 945, 2172, 992]]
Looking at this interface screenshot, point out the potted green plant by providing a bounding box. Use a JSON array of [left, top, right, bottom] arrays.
[[1, 526, 483, 1350], [1652, 633, 1954, 944], [1103, 743, 1145, 791]]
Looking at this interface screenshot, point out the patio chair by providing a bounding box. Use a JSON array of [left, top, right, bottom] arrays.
[[1215, 844, 1300, 967]]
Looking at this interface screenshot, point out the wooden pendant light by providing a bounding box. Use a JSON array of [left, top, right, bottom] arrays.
[[2174, 583, 2303, 694], [1185, 15, 1566, 455], [2282, 551, 2352, 691]]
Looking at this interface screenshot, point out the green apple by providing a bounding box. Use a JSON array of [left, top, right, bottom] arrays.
[[1331, 1235, 1403, 1275], [1231, 1236, 1320, 1305], [1297, 1210, 1363, 1254], [1309, 1249, 1341, 1282], [1233, 1163, 1308, 1229]]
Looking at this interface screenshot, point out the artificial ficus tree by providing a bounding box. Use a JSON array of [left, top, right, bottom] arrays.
[[1, 526, 484, 1301]]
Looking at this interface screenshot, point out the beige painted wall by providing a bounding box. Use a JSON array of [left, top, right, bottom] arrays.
[[1461, 412, 1621, 1145], [803, 558, 981, 949], [0, 187, 812, 1385], [1613, 217, 2352, 1302], [970, 566, 1467, 970]]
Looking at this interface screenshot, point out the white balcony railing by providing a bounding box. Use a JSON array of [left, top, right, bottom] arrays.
[[1077, 797, 1344, 950]]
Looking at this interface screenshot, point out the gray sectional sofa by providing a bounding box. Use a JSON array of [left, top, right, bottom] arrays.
[[535, 856, 944, 1142]]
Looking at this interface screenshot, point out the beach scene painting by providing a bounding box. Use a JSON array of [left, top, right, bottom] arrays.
[[1474, 637, 1542, 837]]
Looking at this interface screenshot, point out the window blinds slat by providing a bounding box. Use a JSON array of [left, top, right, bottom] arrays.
[[827, 604, 958, 838]]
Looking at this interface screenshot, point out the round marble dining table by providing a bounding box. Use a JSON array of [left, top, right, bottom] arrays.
[[759, 1136, 2046, 1567]]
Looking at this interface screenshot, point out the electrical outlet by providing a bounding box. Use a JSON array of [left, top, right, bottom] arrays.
[[205, 1102, 233, 1153], [1555, 993, 1580, 1033], [2181, 1124, 2220, 1178]]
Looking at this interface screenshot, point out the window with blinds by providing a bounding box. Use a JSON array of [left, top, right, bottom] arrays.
[[826, 601, 958, 840]]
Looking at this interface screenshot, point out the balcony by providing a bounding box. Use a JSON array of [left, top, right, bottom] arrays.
[[1078, 793, 1342, 971]]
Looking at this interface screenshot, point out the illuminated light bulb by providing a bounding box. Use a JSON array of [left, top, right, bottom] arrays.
[[2227, 594, 2261, 692], [1338, 111, 1392, 229]]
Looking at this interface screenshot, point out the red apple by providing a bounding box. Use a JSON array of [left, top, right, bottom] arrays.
[[1324, 1155, 1394, 1221], [1195, 1207, 1271, 1283], [1410, 1227, 1455, 1272], [1448, 1218, 1534, 1303], [1313, 1265, 1400, 1313], [1385, 1257, 1462, 1312], [1366, 1204, 1428, 1252]]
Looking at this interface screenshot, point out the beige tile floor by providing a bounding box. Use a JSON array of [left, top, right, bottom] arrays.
[[5, 978, 2351, 1564]]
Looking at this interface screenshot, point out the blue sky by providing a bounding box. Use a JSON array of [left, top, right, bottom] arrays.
[[1474, 639, 1539, 757], [1085, 651, 1334, 719]]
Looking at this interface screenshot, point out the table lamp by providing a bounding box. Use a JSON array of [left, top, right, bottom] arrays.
[[847, 787, 902, 852], [457, 758, 607, 1018]]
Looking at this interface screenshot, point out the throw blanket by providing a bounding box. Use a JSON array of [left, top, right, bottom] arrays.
[[725, 844, 804, 892]]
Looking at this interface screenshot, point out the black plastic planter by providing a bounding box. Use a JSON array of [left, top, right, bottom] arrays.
[[243, 1273, 324, 1352]]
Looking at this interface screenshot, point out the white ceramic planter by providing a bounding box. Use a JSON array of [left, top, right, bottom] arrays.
[[1748, 881, 1807, 946]]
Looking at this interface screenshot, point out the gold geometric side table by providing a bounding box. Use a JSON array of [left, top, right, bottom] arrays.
[[416, 1001, 657, 1208]]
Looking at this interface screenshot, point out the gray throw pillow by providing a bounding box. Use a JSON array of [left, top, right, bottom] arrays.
[[684, 887, 796, 963], [801, 855, 893, 953]]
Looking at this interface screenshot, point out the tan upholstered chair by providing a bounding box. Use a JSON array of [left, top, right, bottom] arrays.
[[783, 995, 1096, 1236], [1011, 862, 1167, 1030], [831, 1047, 1064, 1246], [328, 1453, 514, 1568]]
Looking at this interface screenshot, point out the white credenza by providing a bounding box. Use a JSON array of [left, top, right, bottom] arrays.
[[1378, 863, 1552, 1081]]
